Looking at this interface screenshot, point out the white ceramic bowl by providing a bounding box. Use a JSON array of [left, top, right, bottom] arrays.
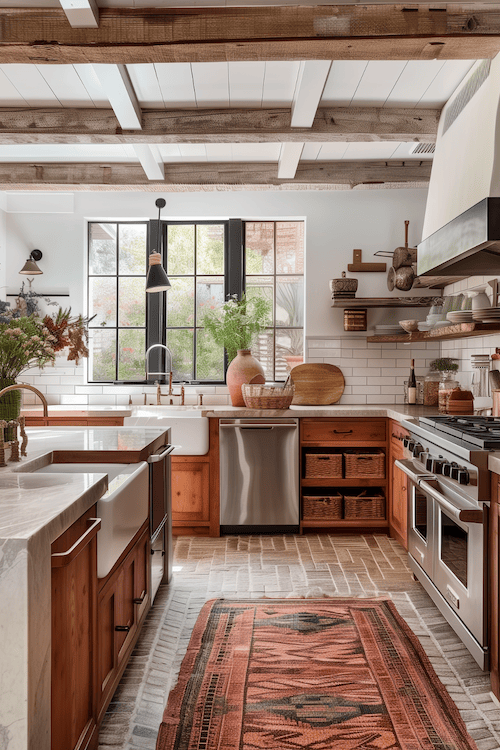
[[418, 322, 431, 331]]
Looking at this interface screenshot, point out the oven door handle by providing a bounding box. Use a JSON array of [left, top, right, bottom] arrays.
[[419, 480, 484, 524], [394, 459, 434, 485], [147, 444, 178, 462]]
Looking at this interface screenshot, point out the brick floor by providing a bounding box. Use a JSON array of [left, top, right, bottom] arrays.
[[98, 534, 500, 750]]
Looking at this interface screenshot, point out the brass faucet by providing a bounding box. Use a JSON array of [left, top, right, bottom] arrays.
[[0, 383, 48, 417]]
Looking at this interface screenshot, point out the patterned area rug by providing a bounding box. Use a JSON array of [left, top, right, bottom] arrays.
[[156, 598, 478, 750]]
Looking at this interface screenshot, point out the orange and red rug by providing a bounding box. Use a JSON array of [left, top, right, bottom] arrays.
[[156, 598, 477, 750]]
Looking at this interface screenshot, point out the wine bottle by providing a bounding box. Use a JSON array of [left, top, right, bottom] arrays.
[[408, 358, 417, 404]]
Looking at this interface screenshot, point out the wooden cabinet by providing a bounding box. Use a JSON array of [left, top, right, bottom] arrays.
[[171, 418, 220, 537], [389, 421, 409, 549], [51, 505, 101, 750], [25, 415, 125, 426], [490, 473, 500, 699], [97, 522, 150, 718], [300, 418, 388, 532]]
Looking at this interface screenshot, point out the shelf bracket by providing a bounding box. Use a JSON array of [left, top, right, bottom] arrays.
[[348, 249, 387, 273]]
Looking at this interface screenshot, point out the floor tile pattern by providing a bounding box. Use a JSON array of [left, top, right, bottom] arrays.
[[98, 534, 500, 750]]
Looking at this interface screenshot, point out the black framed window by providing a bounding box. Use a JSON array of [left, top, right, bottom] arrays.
[[87, 218, 304, 384], [245, 221, 304, 382], [87, 222, 148, 382]]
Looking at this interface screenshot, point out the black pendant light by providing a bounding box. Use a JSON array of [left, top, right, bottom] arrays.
[[146, 198, 171, 294], [19, 249, 43, 275]]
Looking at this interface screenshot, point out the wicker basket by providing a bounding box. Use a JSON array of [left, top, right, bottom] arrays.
[[344, 490, 385, 520], [305, 452, 342, 478], [241, 383, 294, 409], [303, 493, 343, 520], [344, 450, 385, 479]]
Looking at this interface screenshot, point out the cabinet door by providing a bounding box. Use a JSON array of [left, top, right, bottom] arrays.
[[171, 459, 210, 522], [51, 506, 100, 750], [490, 476, 500, 699], [389, 433, 408, 549]]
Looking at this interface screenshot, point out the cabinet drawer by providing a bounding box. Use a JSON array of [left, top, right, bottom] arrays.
[[390, 421, 410, 442], [301, 419, 386, 443]]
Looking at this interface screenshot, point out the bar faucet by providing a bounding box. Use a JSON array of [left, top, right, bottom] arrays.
[[145, 344, 173, 383], [0, 383, 48, 417]]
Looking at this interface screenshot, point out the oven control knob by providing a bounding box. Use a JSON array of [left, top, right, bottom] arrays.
[[458, 470, 470, 485], [412, 443, 424, 458], [425, 456, 434, 472], [442, 461, 456, 477], [431, 458, 444, 474]]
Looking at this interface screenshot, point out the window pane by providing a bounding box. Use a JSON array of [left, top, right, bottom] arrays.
[[276, 276, 304, 327], [119, 277, 146, 327], [245, 222, 274, 274], [118, 329, 146, 381], [89, 277, 117, 327], [197, 224, 225, 275], [89, 329, 116, 381], [167, 277, 195, 327], [167, 225, 194, 275], [89, 223, 116, 275], [276, 328, 304, 374], [276, 221, 304, 274], [167, 329, 194, 381], [118, 224, 147, 275], [245, 276, 274, 326], [196, 328, 224, 381], [196, 276, 224, 323], [252, 329, 274, 381]]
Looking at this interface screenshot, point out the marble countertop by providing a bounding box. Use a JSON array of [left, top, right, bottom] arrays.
[[202, 404, 441, 420]]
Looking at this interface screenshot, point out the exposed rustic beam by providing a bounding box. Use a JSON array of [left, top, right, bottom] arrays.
[[1, 6, 500, 63], [0, 107, 440, 144], [0, 160, 432, 188]]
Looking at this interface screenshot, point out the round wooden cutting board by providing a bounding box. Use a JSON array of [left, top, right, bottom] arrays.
[[290, 363, 345, 405]]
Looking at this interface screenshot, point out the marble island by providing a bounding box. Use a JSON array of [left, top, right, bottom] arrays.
[[0, 425, 169, 750]]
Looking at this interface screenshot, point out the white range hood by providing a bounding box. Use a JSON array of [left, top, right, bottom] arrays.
[[418, 55, 500, 276]]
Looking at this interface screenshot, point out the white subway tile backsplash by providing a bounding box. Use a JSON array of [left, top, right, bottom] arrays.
[[46, 385, 75, 394], [60, 395, 89, 405], [340, 395, 367, 404], [346, 376, 367, 386]]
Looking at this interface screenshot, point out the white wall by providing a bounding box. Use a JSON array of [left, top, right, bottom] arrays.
[[0, 187, 429, 404]]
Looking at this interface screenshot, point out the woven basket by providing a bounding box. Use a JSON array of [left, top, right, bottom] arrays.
[[305, 452, 342, 478], [344, 490, 385, 520], [241, 383, 294, 409], [303, 493, 343, 520], [344, 450, 385, 479]]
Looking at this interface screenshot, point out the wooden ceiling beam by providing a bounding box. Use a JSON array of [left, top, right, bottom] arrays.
[[1, 5, 500, 63], [0, 160, 432, 187], [0, 106, 440, 144]]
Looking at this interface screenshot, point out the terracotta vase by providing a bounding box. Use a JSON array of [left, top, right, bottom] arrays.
[[227, 349, 265, 407]]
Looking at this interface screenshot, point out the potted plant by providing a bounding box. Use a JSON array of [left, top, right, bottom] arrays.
[[203, 293, 272, 406]]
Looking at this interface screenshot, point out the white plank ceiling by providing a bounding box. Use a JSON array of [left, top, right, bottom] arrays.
[[0, 59, 476, 176]]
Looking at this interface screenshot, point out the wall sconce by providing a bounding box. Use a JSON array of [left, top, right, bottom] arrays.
[[146, 199, 171, 293], [19, 249, 43, 276]]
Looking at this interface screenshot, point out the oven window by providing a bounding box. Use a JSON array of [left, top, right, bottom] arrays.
[[440, 512, 468, 587], [414, 487, 428, 540]]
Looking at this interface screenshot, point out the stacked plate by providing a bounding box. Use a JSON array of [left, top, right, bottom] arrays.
[[447, 311, 473, 324], [472, 307, 500, 323], [374, 324, 403, 335]]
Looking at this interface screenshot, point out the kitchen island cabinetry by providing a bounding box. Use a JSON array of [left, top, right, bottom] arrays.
[[97, 522, 150, 718], [388, 421, 409, 549], [171, 419, 220, 537], [300, 418, 388, 532], [24, 414, 125, 426], [51, 505, 101, 750]]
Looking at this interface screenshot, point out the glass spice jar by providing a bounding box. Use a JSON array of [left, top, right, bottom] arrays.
[[438, 372, 460, 413], [423, 371, 441, 406]]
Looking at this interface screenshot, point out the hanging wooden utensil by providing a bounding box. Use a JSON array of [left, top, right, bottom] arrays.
[[393, 220, 417, 269], [387, 266, 396, 291], [395, 264, 415, 291]]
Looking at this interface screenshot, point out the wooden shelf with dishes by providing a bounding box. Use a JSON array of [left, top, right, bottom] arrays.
[[367, 322, 500, 343], [331, 297, 438, 308]]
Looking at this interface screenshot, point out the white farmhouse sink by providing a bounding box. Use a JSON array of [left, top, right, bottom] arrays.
[[34, 462, 149, 578], [124, 406, 209, 455]]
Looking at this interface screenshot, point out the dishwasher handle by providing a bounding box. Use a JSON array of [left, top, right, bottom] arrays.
[[219, 424, 297, 430], [147, 444, 178, 462]]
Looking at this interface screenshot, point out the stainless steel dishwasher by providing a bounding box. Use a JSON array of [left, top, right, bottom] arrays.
[[219, 418, 299, 534]]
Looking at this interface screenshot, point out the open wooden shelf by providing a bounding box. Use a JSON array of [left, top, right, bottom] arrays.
[[331, 297, 438, 308], [302, 477, 387, 487], [302, 441, 387, 449], [367, 322, 500, 343]]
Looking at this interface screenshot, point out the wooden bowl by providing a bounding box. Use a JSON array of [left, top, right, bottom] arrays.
[[399, 319, 419, 332]]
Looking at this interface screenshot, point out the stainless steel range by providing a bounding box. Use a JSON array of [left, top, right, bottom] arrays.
[[398, 415, 494, 670]]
